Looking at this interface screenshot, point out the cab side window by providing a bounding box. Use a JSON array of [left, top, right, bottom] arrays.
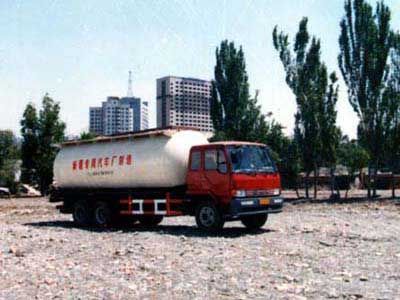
[[205, 150, 217, 170], [190, 151, 201, 171], [217, 150, 227, 173]]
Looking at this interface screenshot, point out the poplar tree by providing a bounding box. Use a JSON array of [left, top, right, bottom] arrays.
[[20, 103, 39, 185], [20, 94, 65, 194], [0, 130, 19, 192], [338, 0, 395, 197], [210, 40, 252, 141], [320, 73, 341, 197], [273, 18, 340, 199], [37, 94, 65, 194], [382, 40, 400, 197], [210, 40, 286, 151]]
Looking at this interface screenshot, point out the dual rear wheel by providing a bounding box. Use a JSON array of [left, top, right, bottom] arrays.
[[72, 200, 163, 227]]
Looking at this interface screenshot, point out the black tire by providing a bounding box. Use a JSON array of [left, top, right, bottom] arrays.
[[93, 201, 113, 227], [138, 215, 163, 227], [73, 200, 92, 226], [240, 214, 268, 230], [195, 202, 224, 232]]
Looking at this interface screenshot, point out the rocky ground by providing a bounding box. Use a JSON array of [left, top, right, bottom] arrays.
[[0, 197, 399, 300]]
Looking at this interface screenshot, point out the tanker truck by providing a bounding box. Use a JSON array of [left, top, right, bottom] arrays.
[[50, 127, 283, 232]]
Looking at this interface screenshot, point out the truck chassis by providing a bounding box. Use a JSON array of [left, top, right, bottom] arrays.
[[51, 186, 283, 232]]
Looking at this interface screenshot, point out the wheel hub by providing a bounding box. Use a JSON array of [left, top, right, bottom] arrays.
[[199, 206, 215, 227], [95, 207, 107, 225]]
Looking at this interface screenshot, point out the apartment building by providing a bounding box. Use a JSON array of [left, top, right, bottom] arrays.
[[156, 76, 213, 132]]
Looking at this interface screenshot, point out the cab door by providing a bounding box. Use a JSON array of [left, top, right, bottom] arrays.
[[186, 149, 207, 193], [203, 147, 231, 201]]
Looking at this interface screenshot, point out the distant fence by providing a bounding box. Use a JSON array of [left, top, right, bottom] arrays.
[[282, 173, 400, 190]]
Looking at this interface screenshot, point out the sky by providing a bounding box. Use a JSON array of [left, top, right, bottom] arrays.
[[1, 0, 399, 138]]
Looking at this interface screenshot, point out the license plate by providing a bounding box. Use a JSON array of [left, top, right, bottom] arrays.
[[260, 198, 270, 205]]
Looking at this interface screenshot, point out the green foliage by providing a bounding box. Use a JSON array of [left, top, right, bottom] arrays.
[[0, 130, 18, 167], [277, 138, 302, 189], [20, 94, 65, 194], [0, 130, 19, 192], [338, 0, 396, 169], [80, 131, 97, 140], [273, 18, 340, 176], [338, 137, 370, 175], [20, 103, 39, 184], [210, 40, 287, 160], [381, 41, 400, 172], [320, 73, 341, 167], [211, 40, 250, 140]]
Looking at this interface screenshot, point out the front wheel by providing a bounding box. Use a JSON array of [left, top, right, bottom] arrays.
[[240, 214, 268, 230], [195, 202, 224, 232]]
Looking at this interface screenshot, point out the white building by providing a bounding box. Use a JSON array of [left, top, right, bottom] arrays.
[[156, 76, 213, 132], [89, 97, 134, 136]]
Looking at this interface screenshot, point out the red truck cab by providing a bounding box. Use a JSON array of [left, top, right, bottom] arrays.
[[186, 142, 283, 231]]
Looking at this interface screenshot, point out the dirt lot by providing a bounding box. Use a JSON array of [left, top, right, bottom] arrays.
[[0, 197, 399, 300]]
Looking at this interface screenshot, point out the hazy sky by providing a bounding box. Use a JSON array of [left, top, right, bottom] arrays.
[[1, 0, 399, 138]]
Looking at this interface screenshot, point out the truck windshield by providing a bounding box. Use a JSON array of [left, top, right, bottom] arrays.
[[227, 145, 276, 173]]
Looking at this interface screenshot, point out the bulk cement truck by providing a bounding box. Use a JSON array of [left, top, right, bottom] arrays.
[[50, 127, 283, 232]]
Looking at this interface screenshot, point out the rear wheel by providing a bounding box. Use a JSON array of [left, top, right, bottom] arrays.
[[138, 215, 163, 227], [94, 201, 112, 227], [240, 214, 268, 230], [195, 202, 224, 232], [73, 200, 92, 226]]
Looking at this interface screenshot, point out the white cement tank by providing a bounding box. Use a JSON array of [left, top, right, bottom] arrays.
[[53, 129, 209, 189]]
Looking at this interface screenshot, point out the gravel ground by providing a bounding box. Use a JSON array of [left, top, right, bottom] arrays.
[[0, 197, 399, 300]]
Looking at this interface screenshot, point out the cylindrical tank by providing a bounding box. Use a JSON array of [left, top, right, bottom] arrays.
[[53, 129, 209, 189]]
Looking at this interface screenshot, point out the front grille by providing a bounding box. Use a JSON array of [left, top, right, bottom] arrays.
[[245, 189, 278, 197]]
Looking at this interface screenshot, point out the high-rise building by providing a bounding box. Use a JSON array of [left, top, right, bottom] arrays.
[[156, 76, 213, 132], [102, 97, 134, 135], [89, 72, 149, 136], [89, 96, 134, 136], [120, 97, 149, 132], [89, 107, 103, 135]]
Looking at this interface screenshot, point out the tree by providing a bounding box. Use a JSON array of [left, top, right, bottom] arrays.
[[210, 40, 288, 164], [273, 18, 340, 199], [338, 0, 396, 197], [381, 38, 400, 197], [20, 95, 65, 194], [36, 94, 66, 194], [278, 137, 302, 196], [20, 103, 39, 185], [211, 41, 274, 141], [0, 130, 19, 193], [320, 73, 341, 197], [80, 131, 97, 140]]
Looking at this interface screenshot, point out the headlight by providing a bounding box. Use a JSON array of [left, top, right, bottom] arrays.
[[235, 190, 246, 197], [272, 188, 280, 196]]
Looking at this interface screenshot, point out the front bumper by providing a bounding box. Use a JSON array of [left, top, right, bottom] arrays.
[[226, 196, 283, 219]]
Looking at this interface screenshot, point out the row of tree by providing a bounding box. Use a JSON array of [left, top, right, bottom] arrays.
[[210, 0, 400, 199], [1, 0, 399, 199]]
